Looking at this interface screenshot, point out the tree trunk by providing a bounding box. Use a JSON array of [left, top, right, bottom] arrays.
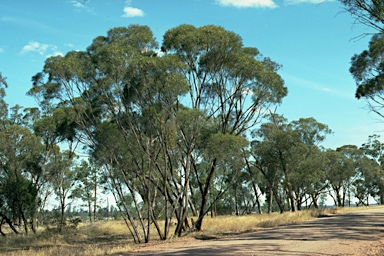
[[59, 201, 65, 232], [0, 212, 19, 235], [311, 194, 319, 208], [188, 197, 197, 216], [31, 215, 37, 233], [175, 151, 192, 237], [268, 186, 273, 214], [335, 187, 342, 207], [234, 185, 239, 216], [87, 197, 92, 223], [93, 182, 97, 222], [195, 159, 217, 231], [286, 183, 297, 212]]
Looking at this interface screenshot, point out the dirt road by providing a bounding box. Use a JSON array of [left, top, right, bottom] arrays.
[[127, 208, 384, 256]]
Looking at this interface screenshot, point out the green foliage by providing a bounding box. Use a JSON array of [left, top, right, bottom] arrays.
[[1, 177, 38, 218], [0, 124, 46, 234], [350, 33, 384, 99], [251, 114, 332, 211], [206, 133, 248, 163]]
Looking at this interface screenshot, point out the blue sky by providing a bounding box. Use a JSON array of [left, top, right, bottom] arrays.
[[0, 0, 381, 149]]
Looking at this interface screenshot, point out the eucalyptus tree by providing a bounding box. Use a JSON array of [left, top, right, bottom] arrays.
[[360, 135, 384, 204], [334, 144, 384, 206], [288, 118, 331, 209], [349, 33, 384, 119], [28, 24, 287, 236], [0, 125, 44, 234], [0, 75, 52, 234], [203, 133, 248, 218], [342, 0, 384, 120], [48, 150, 78, 231], [251, 114, 289, 213], [72, 160, 101, 223], [243, 152, 264, 214], [295, 149, 328, 208], [251, 115, 331, 212], [163, 24, 287, 230], [361, 134, 384, 162], [253, 114, 305, 212], [342, 0, 384, 204], [341, 0, 384, 33], [28, 25, 190, 242], [324, 149, 355, 207]]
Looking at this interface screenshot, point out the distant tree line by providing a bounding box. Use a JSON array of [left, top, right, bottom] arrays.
[[0, 21, 383, 243]]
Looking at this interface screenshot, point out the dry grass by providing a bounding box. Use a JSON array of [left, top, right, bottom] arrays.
[[1, 206, 383, 255], [0, 221, 134, 256], [195, 208, 328, 236]]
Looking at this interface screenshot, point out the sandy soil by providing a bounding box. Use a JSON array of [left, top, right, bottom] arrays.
[[124, 208, 384, 256]]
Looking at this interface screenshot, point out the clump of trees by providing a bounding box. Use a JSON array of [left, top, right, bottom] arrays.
[[0, 23, 383, 243]]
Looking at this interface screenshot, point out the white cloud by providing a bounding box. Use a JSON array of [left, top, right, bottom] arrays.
[[122, 6, 145, 17], [284, 0, 335, 4], [20, 41, 59, 56], [21, 41, 49, 55], [70, 0, 94, 13], [0, 48, 3, 53], [216, 0, 278, 8], [71, 0, 85, 8], [46, 51, 64, 58]]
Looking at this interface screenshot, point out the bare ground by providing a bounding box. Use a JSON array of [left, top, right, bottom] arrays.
[[124, 208, 384, 256]]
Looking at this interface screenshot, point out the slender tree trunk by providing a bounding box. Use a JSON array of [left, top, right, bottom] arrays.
[[0, 212, 19, 235], [244, 156, 262, 214], [59, 200, 65, 232], [188, 197, 197, 216], [311, 194, 319, 208], [234, 185, 239, 216], [93, 182, 97, 222], [251, 182, 263, 214], [195, 159, 217, 231], [274, 189, 285, 213], [176, 150, 192, 236], [108, 165, 142, 243], [31, 214, 37, 233], [87, 197, 92, 223], [20, 208, 29, 235], [335, 187, 342, 207], [0, 218, 5, 237], [268, 186, 273, 214]]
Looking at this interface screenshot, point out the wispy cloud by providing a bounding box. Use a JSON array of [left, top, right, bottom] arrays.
[[122, 6, 144, 17], [284, 73, 354, 100], [20, 41, 59, 56], [284, 0, 335, 4], [0, 48, 3, 54], [1, 16, 58, 34], [70, 0, 94, 13], [216, 0, 278, 8]]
